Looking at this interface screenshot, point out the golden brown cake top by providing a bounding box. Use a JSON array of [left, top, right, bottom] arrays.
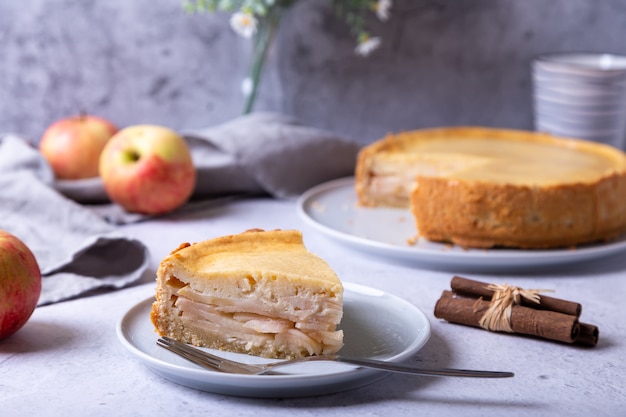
[[366, 127, 626, 185], [159, 229, 341, 291]]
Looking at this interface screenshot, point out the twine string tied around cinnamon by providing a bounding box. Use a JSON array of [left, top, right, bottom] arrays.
[[475, 283, 554, 333]]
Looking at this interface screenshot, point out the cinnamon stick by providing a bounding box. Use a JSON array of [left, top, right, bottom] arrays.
[[434, 291, 580, 344], [451, 276, 582, 317], [576, 323, 599, 347]]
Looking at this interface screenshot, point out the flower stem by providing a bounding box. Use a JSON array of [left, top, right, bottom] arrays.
[[243, 8, 282, 114]]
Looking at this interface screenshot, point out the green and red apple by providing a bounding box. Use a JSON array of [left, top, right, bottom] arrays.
[[39, 114, 119, 179], [0, 230, 42, 339], [99, 125, 196, 215]]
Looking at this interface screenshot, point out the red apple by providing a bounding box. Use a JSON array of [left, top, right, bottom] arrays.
[[39, 114, 119, 180], [0, 230, 42, 339], [99, 125, 196, 215]]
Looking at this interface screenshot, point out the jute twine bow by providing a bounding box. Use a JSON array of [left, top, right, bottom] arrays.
[[475, 283, 553, 332]]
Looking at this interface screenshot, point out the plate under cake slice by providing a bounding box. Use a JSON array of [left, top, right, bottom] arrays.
[[150, 229, 344, 359], [355, 127, 626, 249]]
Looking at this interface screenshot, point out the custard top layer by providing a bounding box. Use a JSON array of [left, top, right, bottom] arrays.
[[160, 229, 342, 290], [372, 127, 626, 185]]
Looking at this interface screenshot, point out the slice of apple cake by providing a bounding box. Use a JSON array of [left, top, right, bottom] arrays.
[[150, 229, 344, 359]]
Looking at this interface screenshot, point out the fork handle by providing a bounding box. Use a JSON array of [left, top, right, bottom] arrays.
[[336, 357, 514, 378]]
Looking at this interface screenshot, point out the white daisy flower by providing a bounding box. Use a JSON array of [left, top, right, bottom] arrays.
[[229, 11, 258, 38], [375, 0, 392, 21], [355, 36, 381, 56], [241, 77, 253, 97]]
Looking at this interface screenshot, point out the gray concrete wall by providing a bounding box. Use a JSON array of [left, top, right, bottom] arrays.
[[2, 0, 626, 145]]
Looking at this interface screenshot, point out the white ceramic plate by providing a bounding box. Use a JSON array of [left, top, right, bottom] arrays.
[[297, 177, 626, 272], [116, 282, 431, 398]]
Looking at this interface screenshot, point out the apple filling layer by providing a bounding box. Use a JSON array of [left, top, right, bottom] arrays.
[[160, 275, 343, 359]]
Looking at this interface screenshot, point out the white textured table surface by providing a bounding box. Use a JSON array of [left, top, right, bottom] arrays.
[[2, 197, 625, 417]]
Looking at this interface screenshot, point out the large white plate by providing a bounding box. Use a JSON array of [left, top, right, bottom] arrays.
[[297, 177, 626, 272], [116, 282, 431, 398]]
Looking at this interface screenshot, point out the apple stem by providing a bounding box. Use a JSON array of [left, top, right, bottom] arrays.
[[122, 149, 141, 163]]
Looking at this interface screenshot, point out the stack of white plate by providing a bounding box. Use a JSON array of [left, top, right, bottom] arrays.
[[532, 53, 626, 150]]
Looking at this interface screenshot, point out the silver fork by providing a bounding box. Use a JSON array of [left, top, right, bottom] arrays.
[[157, 337, 514, 378]]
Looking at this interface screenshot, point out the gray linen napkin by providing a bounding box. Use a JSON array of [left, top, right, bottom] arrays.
[[187, 112, 360, 198], [0, 134, 149, 305], [60, 112, 360, 224]]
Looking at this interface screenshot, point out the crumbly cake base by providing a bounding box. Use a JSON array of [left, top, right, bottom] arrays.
[[411, 174, 626, 249]]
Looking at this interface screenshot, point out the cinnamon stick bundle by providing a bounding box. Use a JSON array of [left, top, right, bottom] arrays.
[[434, 277, 599, 347]]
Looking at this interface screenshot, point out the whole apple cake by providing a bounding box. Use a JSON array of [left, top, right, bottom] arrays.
[[150, 229, 344, 359], [355, 127, 626, 249]]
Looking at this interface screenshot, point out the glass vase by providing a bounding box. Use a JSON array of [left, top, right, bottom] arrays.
[[242, 7, 283, 114]]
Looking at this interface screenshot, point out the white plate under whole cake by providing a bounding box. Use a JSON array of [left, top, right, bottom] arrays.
[[117, 282, 431, 398], [296, 177, 626, 272]]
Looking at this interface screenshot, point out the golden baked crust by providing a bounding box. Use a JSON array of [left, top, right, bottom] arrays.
[[150, 229, 344, 359], [355, 127, 626, 248]]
